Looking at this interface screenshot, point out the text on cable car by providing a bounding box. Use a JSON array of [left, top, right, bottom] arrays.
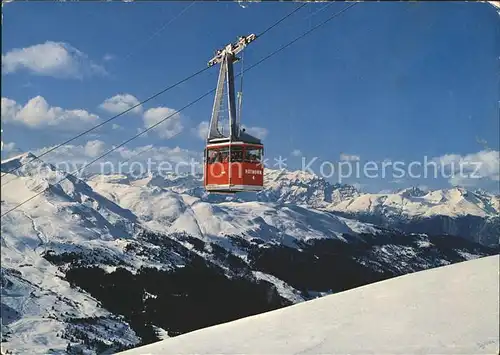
[[245, 169, 262, 175]]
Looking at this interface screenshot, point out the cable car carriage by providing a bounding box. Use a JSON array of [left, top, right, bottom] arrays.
[[205, 131, 264, 193], [203, 34, 264, 193]]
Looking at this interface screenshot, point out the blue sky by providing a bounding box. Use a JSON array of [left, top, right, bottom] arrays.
[[1, 1, 499, 193]]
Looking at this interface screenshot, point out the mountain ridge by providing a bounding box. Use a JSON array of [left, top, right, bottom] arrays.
[[86, 163, 499, 246]]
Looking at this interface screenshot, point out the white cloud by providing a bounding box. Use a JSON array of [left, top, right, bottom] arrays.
[[340, 153, 361, 162], [137, 127, 148, 138], [84, 140, 106, 158], [1, 98, 20, 120], [99, 94, 142, 115], [103, 54, 115, 61], [432, 150, 500, 188], [1, 141, 15, 152], [242, 125, 268, 140], [112, 123, 123, 130], [291, 149, 303, 157], [2, 41, 106, 79], [143, 107, 183, 139], [192, 122, 267, 141], [194, 121, 209, 140], [1, 96, 99, 129], [1, 141, 22, 160], [1, 128, 14, 154], [33, 142, 203, 176], [115, 145, 201, 165]]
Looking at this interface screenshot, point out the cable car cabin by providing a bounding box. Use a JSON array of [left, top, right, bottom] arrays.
[[204, 139, 264, 193]]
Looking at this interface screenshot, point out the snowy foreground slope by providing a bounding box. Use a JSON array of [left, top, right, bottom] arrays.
[[118, 255, 500, 355], [1, 153, 498, 354]]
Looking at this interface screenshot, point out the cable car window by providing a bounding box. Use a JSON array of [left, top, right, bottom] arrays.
[[207, 147, 230, 163], [219, 147, 229, 163], [244, 147, 262, 162], [207, 148, 219, 164], [230, 146, 243, 162]]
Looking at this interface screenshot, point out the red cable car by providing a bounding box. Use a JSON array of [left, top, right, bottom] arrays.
[[204, 34, 264, 193]]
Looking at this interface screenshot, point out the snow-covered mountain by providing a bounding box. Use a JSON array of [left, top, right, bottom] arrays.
[[117, 255, 500, 355], [1, 153, 498, 354], [107, 168, 361, 206], [0, 154, 142, 354], [328, 186, 499, 247], [90, 167, 499, 246], [86, 173, 376, 248]]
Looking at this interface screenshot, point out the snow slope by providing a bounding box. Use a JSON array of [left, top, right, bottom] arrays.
[[117, 255, 500, 355]]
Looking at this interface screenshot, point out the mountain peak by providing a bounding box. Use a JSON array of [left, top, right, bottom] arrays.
[[1, 151, 37, 164], [1, 151, 41, 173], [397, 186, 428, 198]]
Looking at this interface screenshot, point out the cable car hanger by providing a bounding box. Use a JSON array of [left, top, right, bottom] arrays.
[[207, 34, 258, 143]]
